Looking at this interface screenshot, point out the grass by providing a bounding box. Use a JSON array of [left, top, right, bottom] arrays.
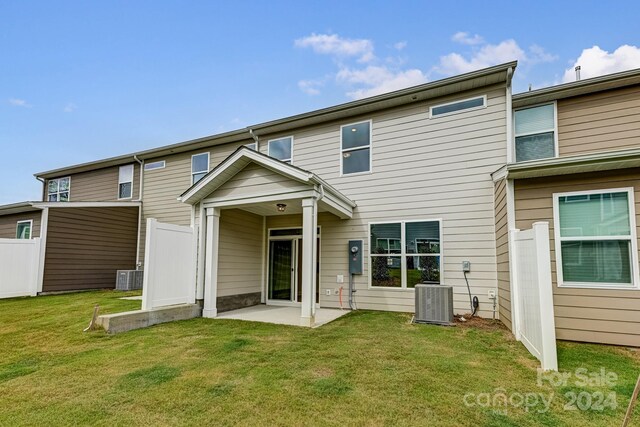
[[0, 291, 638, 426]]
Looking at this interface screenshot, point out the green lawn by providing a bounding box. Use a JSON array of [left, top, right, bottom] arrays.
[[0, 291, 638, 426]]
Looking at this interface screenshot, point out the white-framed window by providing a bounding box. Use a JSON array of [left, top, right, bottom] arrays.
[[144, 160, 165, 171], [514, 103, 557, 162], [553, 188, 640, 289], [369, 219, 442, 289], [16, 220, 32, 239], [118, 164, 134, 199], [191, 152, 209, 184], [341, 120, 371, 175], [268, 136, 293, 163], [47, 177, 70, 202], [430, 95, 486, 118], [245, 142, 258, 151]]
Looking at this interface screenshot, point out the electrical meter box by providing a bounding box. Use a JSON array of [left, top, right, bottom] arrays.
[[348, 240, 363, 274]]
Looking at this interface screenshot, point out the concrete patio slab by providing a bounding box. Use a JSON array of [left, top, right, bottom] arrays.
[[118, 296, 143, 301], [215, 304, 349, 328]]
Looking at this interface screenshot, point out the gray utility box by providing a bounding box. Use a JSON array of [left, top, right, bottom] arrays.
[[348, 240, 363, 274], [414, 283, 454, 325], [116, 270, 144, 291]]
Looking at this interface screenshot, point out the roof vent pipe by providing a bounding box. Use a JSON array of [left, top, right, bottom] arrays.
[[575, 65, 581, 81]]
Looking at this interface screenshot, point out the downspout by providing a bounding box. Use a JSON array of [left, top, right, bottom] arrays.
[[36, 176, 46, 201], [248, 128, 260, 149], [133, 155, 144, 268]]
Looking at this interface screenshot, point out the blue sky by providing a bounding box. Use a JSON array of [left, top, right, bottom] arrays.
[[2, 1, 640, 204]]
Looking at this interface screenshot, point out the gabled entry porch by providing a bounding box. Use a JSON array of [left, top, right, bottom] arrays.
[[179, 147, 356, 327]]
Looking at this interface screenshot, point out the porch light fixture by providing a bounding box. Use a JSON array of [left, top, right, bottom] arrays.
[[276, 203, 287, 212]]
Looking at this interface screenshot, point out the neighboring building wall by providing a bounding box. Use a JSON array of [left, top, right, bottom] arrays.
[[46, 163, 141, 202], [494, 178, 511, 330], [514, 169, 640, 346], [0, 211, 42, 239], [42, 207, 138, 292], [558, 85, 640, 157]]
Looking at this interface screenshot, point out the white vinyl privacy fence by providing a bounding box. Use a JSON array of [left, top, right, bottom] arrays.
[[142, 219, 197, 310], [0, 238, 41, 299], [510, 222, 558, 371]]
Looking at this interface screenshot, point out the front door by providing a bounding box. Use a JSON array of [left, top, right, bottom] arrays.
[[268, 235, 320, 304]]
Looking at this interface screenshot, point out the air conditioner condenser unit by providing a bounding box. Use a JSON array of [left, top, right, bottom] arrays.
[[116, 270, 144, 291], [414, 283, 454, 325]]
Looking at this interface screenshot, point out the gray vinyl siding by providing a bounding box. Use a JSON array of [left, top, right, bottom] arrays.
[[47, 163, 140, 202], [494, 178, 511, 330], [0, 211, 42, 239], [558, 85, 640, 157], [514, 169, 640, 347], [42, 207, 138, 292]]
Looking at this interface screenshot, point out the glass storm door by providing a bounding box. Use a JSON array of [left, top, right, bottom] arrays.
[[268, 240, 294, 301]]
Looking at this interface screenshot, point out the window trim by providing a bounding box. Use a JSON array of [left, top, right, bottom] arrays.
[[16, 220, 33, 239], [47, 177, 71, 202], [267, 136, 293, 163], [191, 152, 210, 185], [367, 218, 443, 290], [144, 160, 165, 171], [513, 101, 559, 163], [340, 120, 373, 177], [429, 95, 487, 119], [552, 187, 640, 290], [117, 164, 134, 200]]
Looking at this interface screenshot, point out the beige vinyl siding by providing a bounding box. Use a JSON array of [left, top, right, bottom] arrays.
[[217, 209, 263, 297], [212, 163, 309, 201], [47, 163, 140, 202], [0, 211, 42, 239], [494, 178, 511, 330], [558, 85, 640, 157], [514, 168, 640, 346], [42, 207, 138, 292]]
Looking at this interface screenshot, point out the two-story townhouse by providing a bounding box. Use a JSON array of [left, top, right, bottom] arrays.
[[495, 68, 640, 346], [1, 62, 515, 325]]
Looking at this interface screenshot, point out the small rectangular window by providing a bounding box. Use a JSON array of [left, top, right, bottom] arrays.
[[430, 96, 486, 118], [191, 152, 209, 184], [118, 164, 134, 199], [268, 137, 293, 163], [47, 177, 70, 202], [514, 104, 556, 162], [16, 220, 32, 239], [555, 189, 638, 288], [341, 121, 371, 175], [245, 142, 258, 151], [144, 161, 165, 171]]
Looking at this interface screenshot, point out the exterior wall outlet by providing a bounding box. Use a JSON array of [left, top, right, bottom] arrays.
[[462, 261, 471, 272], [334, 289, 339, 295], [488, 289, 496, 299], [337, 274, 344, 283], [325, 289, 331, 296]]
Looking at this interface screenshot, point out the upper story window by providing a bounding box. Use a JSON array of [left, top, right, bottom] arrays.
[[341, 121, 371, 175], [514, 103, 557, 162], [245, 142, 258, 151], [268, 137, 293, 163], [16, 220, 32, 239], [430, 95, 486, 118], [144, 161, 165, 171], [191, 152, 209, 184], [48, 177, 70, 202], [554, 188, 638, 289], [118, 164, 134, 199]]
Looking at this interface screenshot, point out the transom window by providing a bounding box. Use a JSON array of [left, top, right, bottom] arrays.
[[370, 220, 441, 289], [268, 137, 293, 163], [16, 220, 32, 239], [192, 153, 209, 184], [47, 177, 70, 202], [341, 121, 371, 175], [144, 160, 165, 171], [430, 95, 486, 118], [554, 188, 638, 288], [245, 142, 258, 151], [118, 164, 134, 199], [514, 103, 556, 162]]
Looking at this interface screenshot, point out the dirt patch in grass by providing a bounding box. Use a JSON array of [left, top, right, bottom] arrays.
[[455, 314, 509, 332]]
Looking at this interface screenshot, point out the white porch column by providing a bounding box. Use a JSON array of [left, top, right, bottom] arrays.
[[301, 197, 318, 327], [203, 207, 221, 318]]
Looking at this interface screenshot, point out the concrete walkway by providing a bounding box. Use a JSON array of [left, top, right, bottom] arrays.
[[216, 305, 349, 328]]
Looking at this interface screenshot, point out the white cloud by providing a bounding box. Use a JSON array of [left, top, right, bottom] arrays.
[[394, 41, 407, 51], [298, 79, 324, 95], [452, 32, 484, 46], [337, 66, 427, 99], [63, 103, 77, 113], [294, 33, 375, 63], [562, 45, 640, 82], [8, 98, 31, 108]]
